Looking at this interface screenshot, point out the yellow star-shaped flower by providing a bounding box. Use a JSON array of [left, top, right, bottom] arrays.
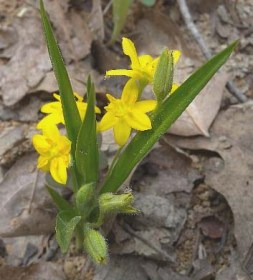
[[106, 37, 181, 86], [98, 79, 157, 146], [32, 125, 71, 184], [37, 92, 101, 129]]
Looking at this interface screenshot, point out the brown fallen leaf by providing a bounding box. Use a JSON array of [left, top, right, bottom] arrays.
[[164, 102, 253, 260], [0, 13, 51, 106], [169, 72, 229, 137], [0, 153, 56, 237]]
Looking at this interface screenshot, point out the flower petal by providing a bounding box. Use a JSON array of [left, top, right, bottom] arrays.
[[171, 83, 179, 93], [38, 156, 49, 171], [121, 79, 139, 104], [74, 92, 83, 101], [37, 113, 63, 129], [113, 120, 131, 146], [33, 135, 50, 154], [42, 125, 61, 140], [172, 50, 181, 64], [98, 112, 118, 132], [41, 101, 61, 114], [106, 69, 136, 78], [139, 55, 154, 67], [125, 110, 152, 131], [50, 157, 68, 184], [122, 37, 140, 69], [53, 93, 61, 101], [133, 100, 157, 113]]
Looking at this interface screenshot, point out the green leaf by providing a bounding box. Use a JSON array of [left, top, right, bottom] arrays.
[[75, 77, 99, 184], [108, 0, 133, 45], [40, 0, 81, 151], [55, 210, 81, 253], [140, 0, 156, 7], [47, 186, 72, 211], [100, 41, 238, 194]]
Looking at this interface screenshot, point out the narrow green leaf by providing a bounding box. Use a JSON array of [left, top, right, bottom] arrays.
[[56, 210, 81, 253], [47, 186, 72, 211], [75, 76, 99, 184], [108, 0, 133, 45], [40, 0, 81, 150], [100, 41, 238, 194]]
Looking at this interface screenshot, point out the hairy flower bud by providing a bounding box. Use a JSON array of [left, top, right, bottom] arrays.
[[76, 183, 97, 219], [99, 192, 139, 214], [153, 49, 174, 102], [84, 229, 108, 264]]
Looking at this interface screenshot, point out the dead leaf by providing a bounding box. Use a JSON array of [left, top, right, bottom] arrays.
[[0, 14, 51, 106], [169, 72, 229, 137], [94, 256, 147, 280], [0, 262, 66, 280], [163, 102, 253, 260], [44, 0, 92, 63], [0, 153, 56, 237]]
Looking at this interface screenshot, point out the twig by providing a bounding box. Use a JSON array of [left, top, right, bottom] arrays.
[[103, 0, 113, 15], [28, 169, 39, 213], [123, 224, 175, 263], [177, 0, 247, 103]]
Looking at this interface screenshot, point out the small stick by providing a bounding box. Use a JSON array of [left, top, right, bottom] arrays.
[[28, 169, 39, 213], [177, 0, 247, 103], [123, 223, 175, 263]]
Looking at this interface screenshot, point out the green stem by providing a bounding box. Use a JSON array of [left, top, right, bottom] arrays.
[[75, 226, 84, 252]]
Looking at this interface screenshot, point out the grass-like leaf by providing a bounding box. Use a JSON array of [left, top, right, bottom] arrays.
[[75, 77, 99, 184], [56, 210, 81, 253], [100, 41, 238, 194], [40, 0, 81, 151], [47, 186, 72, 211], [108, 0, 133, 45]]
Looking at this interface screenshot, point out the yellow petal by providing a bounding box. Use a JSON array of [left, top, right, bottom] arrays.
[[77, 102, 88, 120], [113, 120, 131, 146], [58, 135, 72, 154], [172, 50, 181, 64], [37, 113, 63, 129], [122, 37, 140, 69], [53, 93, 61, 101], [171, 83, 179, 93], [133, 100, 157, 113], [74, 92, 83, 101], [106, 94, 116, 103], [50, 157, 68, 185], [106, 69, 136, 78], [125, 110, 152, 131], [138, 55, 154, 67], [121, 79, 139, 104], [98, 112, 118, 132], [33, 135, 50, 154], [37, 156, 49, 171], [42, 125, 61, 140], [41, 101, 61, 114]]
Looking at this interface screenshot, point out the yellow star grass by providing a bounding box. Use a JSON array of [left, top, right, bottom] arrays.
[[106, 37, 181, 85], [98, 79, 157, 146], [37, 92, 101, 129], [32, 125, 71, 184]]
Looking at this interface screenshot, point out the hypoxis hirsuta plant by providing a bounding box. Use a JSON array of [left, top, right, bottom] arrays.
[[34, 0, 237, 265]]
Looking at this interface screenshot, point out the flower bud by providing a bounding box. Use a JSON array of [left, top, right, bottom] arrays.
[[99, 192, 139, 214], [84, 229, 108, 264], [76, 183, 97, 219], [153, 49, 174, 103]]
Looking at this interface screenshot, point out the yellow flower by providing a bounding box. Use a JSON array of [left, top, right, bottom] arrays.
[[37, 92, 101, 129], [106, 37, 181, 85], [32, 125, 71, 184], [98, 79, 157, 146]]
